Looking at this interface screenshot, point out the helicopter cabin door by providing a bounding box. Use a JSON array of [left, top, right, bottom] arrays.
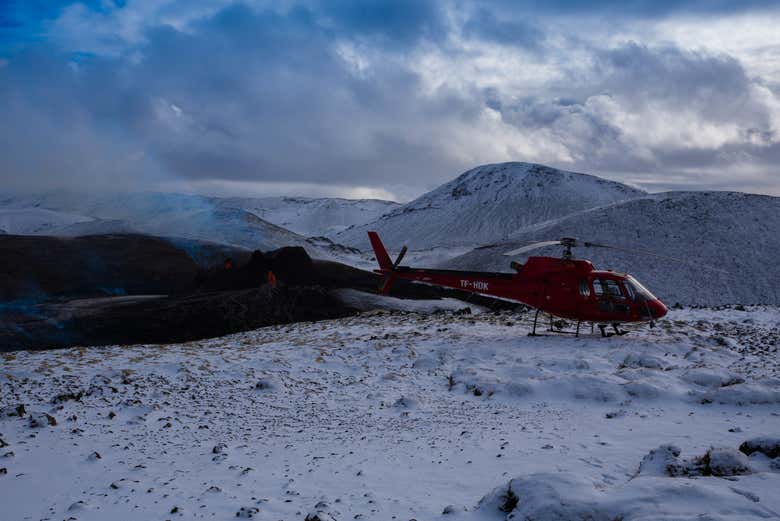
[[592, 278, 631, 318], [544, 273, 580, 317]]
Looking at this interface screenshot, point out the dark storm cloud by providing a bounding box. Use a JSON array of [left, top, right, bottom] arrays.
[[0, 0, 779, 197], [0, 2, 469, 193]]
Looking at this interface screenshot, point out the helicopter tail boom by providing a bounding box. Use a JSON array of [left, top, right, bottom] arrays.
[[368, 232, 522, 299]]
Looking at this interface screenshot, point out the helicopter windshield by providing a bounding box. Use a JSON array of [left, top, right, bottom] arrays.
[[624, 276, 657, 301]]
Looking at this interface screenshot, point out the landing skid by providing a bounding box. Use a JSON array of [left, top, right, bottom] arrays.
[[528, 309, 629, 338], [528, 309, 585, 337]]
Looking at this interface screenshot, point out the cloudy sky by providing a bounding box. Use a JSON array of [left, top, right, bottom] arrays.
[[1, 1, 779, 201]]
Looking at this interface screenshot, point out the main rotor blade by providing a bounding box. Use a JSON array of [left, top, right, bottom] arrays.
[[503, 240, 562, 256], [580, 241, 729, 273]]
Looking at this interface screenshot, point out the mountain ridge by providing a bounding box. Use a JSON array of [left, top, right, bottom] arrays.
[[442, 190, 780, 305], [335, 162, 646, 251]]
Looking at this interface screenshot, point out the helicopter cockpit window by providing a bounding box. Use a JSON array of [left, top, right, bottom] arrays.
[[579, 279, 591, 297], [623, 281, 635, 300], [625, 276, 657, 301]]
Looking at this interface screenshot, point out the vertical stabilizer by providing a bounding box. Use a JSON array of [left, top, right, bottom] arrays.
[[368, 231, 393, 270]]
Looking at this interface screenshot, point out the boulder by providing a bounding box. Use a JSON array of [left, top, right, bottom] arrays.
[[28, 412, 57, 428], [739, 437, 780, 459]]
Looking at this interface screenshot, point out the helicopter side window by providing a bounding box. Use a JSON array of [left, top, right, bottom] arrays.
[[603, 280, 624, 298], [592, 279, 604, 296], [579, 279, 591, 297]]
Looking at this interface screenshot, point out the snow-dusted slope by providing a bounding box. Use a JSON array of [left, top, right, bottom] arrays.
[[1, 306, 779, 520], [46, 219, 140, 236], [140, 205, 316, 251], [335, 162, 645, 251], [219, 196, 399, 237], [0, 208, 93, 235], [444, 191, 780, 305], [0, 192, 395, 257], [0, 193, 323, 253]]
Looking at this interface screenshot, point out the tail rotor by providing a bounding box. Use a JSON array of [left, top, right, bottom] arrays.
[[367, 232, 407, 294]]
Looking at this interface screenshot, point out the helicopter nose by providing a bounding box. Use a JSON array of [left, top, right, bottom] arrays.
[[649, 299, 667, 319]]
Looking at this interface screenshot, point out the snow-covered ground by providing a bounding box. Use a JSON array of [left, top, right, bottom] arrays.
[[1, 304, 779, 521]]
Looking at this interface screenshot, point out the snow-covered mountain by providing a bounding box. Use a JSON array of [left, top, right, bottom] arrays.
[[218, 196, 399, 237], [335, 162, 645, 251], [0, 192, 390, 257], [443, 191, 780, 305]]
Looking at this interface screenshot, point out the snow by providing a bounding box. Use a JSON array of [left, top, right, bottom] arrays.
[[1, 306, 778, 520], [0, 208, 93, 235], [444, 191, 780, 305], [0, 192, 316, 249], [335, 162, 644, 251], [219, 196, 399, 238], [47, 218, 140, 236], [0, 192, 397, 261], [0, 192, 406, 268]]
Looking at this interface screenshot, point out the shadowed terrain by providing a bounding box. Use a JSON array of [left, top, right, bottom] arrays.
[[0, 234, 513, 350]]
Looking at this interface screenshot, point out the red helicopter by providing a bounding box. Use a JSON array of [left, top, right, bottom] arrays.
[[368, 232, 668, 337]]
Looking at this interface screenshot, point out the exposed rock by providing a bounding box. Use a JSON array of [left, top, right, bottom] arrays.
[[702, 448, 752, 477], [51, 391, 85, 404], [67, 500, 90, 512], [236, 506, 260, 518], [1, 404, 25, 418], [28, 412, 57, 428], [304, 512, 337, 521], [739, 437, 780, 459], [255, 379, 275, 391], [639, 445, 751, 477], [637, 445, 682, 477]]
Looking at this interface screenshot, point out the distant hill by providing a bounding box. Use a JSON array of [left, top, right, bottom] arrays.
[[219, 196, 399, 237], [335, 162, 644, 251], [0, 192, 394, 258], [0, 207, 93, 235], [442, 191, 780, 305]]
